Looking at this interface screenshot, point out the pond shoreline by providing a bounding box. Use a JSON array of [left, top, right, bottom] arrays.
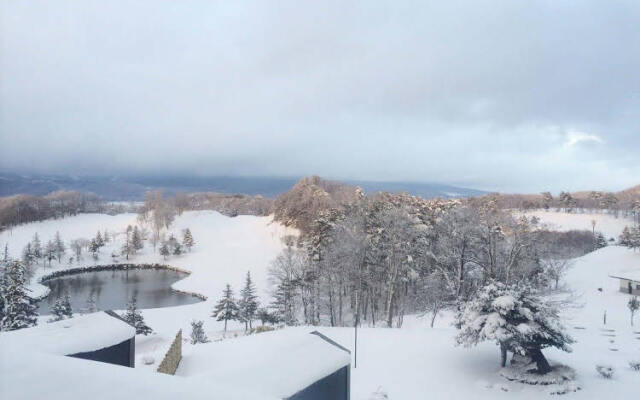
[[36, 263, 208, 302]]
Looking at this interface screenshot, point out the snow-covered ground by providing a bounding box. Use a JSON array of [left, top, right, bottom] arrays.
[[520, 210, 632, 241], [2, 211, 640, 399]]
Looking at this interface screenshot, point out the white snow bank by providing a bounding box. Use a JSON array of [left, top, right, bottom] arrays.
[[0, 312, 135, 355], [178, 328, 351, 398], [520, 210, 631, 240], [0, 344, 274, 400]]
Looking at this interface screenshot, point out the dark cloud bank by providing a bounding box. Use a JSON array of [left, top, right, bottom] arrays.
[[1, 0, 639, 193]]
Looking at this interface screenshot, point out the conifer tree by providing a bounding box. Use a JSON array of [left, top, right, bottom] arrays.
[[31, 233, 42, 265], [190, 320, 210, 344], [95, 231, 104, 248], [122, 296, 153, 335], [132, 226, 144, 253], [54, 231, 66, 263], [270, 276, 297, 326], [212, 284, 239, 332], [160, 242, 170, 260], [594, 232, 608, 250], [182, 228, 195, 252], [455, 281, 573, 374], [44, 240, 56, 268], [239, 271, 259, 330], [1, 260, 38, 331], [49, 294, 73, 322]]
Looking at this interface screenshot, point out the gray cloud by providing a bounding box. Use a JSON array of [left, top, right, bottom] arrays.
[[1, 0, 639, 193]]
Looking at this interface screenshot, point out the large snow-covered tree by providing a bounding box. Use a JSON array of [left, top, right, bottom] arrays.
[[212, 284, 239, 332], [1, 260, 38, 331], [455, 281, 574, 374], [239, 271, 259, 330], [122, 296, 153, 335]]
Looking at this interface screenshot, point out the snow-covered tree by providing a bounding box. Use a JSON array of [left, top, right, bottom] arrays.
[[594, 232, 608, 250], [256, 307, 278, 325], [182, 228, 195, 252], [189, 320, 209, 344], [31, 233, 42, 264], [212, 284, 239, 332], [44, 240, 56, 268], [455, 281, 574, 374], [159, 242, 170, 260], [121, 225, 134, 260], [22, 242, 35, 268], [88, 238, 101, 260], [122, 296, 153, 335], [542, 258, 573, 290], [49, 294, 73, 322], [1, 260, 38, 331], [628, 296, 640, 327], [95, 231, 105, 248], [172, 242, 183, 256], [239, 271, 259, 330], [132, 226, 144, 253], [69, 239, 85, 263], [270, 275, 296, 326], [54, 231, 66, 263], [620, 226, 633, 247]]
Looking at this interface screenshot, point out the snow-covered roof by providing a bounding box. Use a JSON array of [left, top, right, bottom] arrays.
[[609, 268, 640, 283], [0, 311, 135, 355], [0, 344, 274, 400], [178, 328, 351, 398]]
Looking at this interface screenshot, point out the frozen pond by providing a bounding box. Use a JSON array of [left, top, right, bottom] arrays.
[[37, 268, 202, 315]]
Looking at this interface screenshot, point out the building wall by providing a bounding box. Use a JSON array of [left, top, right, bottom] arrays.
[[157, 329, 182, 375], [619, 279, 640, 295], [287, 365, 350, 400], [68, 337, 135, 368]]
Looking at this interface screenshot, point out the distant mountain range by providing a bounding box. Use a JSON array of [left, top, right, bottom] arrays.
[[0, 172, 487, 201]]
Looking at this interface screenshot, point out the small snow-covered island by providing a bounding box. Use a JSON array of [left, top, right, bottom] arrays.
[[1, 179, 640, 399]]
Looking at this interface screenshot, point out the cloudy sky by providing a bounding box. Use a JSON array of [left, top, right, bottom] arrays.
[[1, 0, 639, 193]]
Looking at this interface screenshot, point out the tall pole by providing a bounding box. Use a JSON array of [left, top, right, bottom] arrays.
[[354, 289, 358, 368]]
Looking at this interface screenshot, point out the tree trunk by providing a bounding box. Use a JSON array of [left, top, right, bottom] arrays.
[[528, 348, 552, 374], [500, 343, 508, 367]]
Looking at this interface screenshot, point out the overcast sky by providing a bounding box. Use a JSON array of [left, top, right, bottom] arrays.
[[1, 0, 639, 193]]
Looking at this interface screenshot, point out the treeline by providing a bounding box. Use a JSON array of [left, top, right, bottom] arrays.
[[482, 189, 640, 218], [0, 191, 104, 230], [267, 178, 604, 329]]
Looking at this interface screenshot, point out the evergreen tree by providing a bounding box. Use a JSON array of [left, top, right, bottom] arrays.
[[239, 271, 259, 330], [270, 276, 296, 326], [121, 227, 133, 260], [49, 294, 73, 322], [31, 233, 42, 264], [132, 226, 144, 253], [190, 320, 210, 344], [182, 228, 195, 252], [212, 284, 239, 332], [44, 240, 56, 268], [167, 234, 179, 253], [122, 296, 153, 335], [54, 231, 66, 263], [256, 307, 278, 325], [89, 238, 101, 259], [455, 281, 573, 374], [22, 242, 35, 267], [173, 241, 183, 256], [628, 296, 640, 327], [594, 232, 608, 250], [160, 242, 170, 260], [620, 226, 633, 247], [95, 231, 104, 248], [1, 260, 38, 331]]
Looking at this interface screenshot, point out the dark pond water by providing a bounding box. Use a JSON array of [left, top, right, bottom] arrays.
[[37, 269, 202, 315]]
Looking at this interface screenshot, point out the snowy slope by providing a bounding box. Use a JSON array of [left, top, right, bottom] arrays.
[[520, 210, 632, 240]]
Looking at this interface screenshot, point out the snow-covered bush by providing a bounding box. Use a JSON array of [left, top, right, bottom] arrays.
[[122, 296, 153, 335], [190, 320, 209, 344], [48, 294, 73, 322], [455, 281, 574, 374], [595, 364, 614, 379], [629, 361, 640, 371]]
